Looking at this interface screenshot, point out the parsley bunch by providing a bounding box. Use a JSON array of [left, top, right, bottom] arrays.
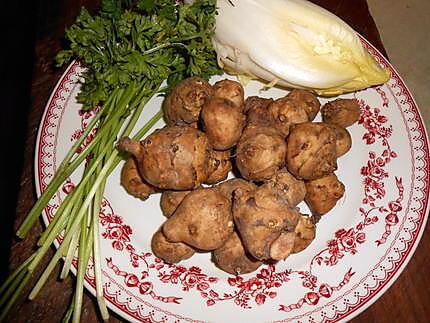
[[0, 1, 221, 322], [57, 0, 221, 108]]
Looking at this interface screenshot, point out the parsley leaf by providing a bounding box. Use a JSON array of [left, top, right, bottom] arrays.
[[57, 0, 222, 109]]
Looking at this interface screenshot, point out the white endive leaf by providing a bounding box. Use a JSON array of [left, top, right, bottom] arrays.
[[212, 0, 390, 96]]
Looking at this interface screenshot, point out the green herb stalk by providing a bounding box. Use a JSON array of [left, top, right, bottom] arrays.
[[0, 0, 221, 322]]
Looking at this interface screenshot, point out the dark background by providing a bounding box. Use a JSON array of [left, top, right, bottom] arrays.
[[1, 1, 39, 281], [1, 0, 98, 279], [1, 0, 99, 283]]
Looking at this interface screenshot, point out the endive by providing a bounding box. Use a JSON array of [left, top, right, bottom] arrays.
[[212, 0, 390, 96]]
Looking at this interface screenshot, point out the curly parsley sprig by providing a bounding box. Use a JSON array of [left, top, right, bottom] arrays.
[[57, 0, 221, 108]]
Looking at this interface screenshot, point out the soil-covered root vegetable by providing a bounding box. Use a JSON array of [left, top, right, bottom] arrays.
[[264, 169, 306, 207], [163, 76, 214, 126], [206, 150, 232, 185], [286, 89, 321, 121], [213, 231, 262, 275], [233, 185, 301, 261], [213, 79, 245, 109], [151, 230, 195, 264], [321, 98, 361, 128], [118, 125, 212, 190], [269, 231, 297, 261], [268, 96, 310, 137], [292, 215, 316, 253], [326, 123, 352, 157], [216, 178, 257, 201], [120, 157, 158, 200], [201, 97, 246, 150], [244, 96, 274, 127], [305, 173, 345, 215], [163, 188, 234, 251], [286, 122, 337, 180], [160, 190, 192, 218], [236, 126, 287, 181]]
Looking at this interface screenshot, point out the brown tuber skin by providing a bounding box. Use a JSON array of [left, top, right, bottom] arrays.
[[163, 188, 234, 251], [151, 230, 195, 264], [213, 79, 245, 109], [233, 185, 301, 261], [287, 89, 321, 121], [321, 98, 361, 128], [236, 126, 287, 181], [264, 169, 306, 207], [213, 231, 262, 275], [216, 178, 257, 201], [118, 125, 212, 190], [163, 76, 214, 126], [326, 123, 352, 157], [244, 96, 272, 114], [286, 122, 337, 180], [160, 190, 191, 218], [305, 173, 345, 215], [206, 150, 232, 185], [120, 157, 157, 200], [245, 96, 274, 127], [201, 97, 245, 150], [269, 231, 296, 261], [292, 216, 316, 253], [268, 96, 310, 137]]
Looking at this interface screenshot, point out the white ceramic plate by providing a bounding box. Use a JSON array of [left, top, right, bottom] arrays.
[[35, 39, 429, 322]]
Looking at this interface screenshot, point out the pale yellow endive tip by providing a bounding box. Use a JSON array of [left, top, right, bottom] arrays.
[[213, 0, 391, 96]]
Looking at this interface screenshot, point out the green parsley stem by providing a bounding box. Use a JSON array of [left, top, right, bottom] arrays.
[[0, 271, 32, 321], [92, 176, 109, 321], [0, 253, 36, 298], [16, 88, 124, 239], [27, 120, 123, 275]]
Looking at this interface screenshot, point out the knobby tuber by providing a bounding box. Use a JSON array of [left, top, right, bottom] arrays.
[[213, 231, 262, 275], [232, 185, 301, 261], [120, 157, 157, 200], [118, 125, 212, 190], [201, 97, 245, 150], [268, 96, 310, 137], [245, 96, 274, 127], [305, 173, 345, 215], [213, 79, 245, 109], [216, 178, 257, 201], [292, 215, 316, 253], [151, 230, 195, 264], [163, 188, 234, 251], [160, 190, 192, 218], [236, 126, 287, 181], [163, 76, 213, 126], [286, 89, 321, 121], [206, 150, 232, 184], [264, 168, 306, 207], [286, 122, 337, 180], [321, 98, 361, 128], [326, 123, 352, 157]]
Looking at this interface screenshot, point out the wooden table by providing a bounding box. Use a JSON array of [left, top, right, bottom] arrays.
[[4, 0, 429, 322]]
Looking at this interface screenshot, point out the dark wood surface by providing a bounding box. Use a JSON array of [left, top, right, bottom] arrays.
[[3, 0, 429, 322]]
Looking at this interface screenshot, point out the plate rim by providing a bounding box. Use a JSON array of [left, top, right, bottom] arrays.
[[34, 38, 430, 322]]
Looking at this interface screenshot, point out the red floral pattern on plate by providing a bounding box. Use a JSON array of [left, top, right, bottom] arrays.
[[36, 47, 430, 322], [70, 107, 99, 154]]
